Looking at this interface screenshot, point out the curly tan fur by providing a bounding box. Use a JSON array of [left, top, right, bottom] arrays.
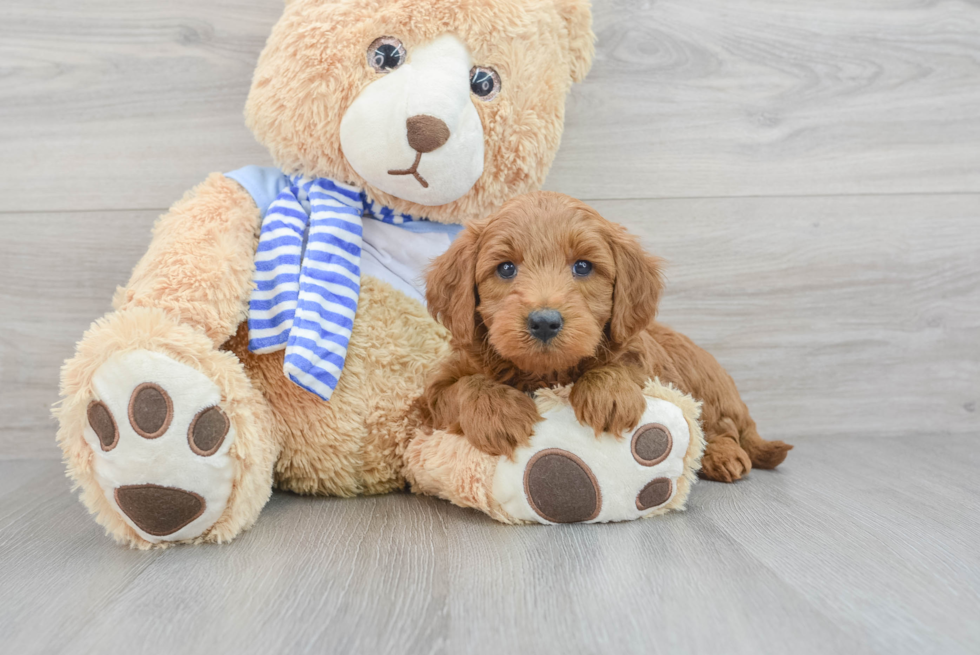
[[223, 275, 452, 497], [422, 192, 792, 480], [111, 173, 263, 346]]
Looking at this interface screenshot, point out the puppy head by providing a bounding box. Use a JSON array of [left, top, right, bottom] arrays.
[[427, 191, 664, 374]]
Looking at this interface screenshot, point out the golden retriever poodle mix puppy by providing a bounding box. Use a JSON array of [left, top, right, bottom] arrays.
[[421, 191, 791, 483]]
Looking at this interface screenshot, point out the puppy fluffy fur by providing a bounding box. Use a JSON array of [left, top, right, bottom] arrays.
[[422, 191, 792, 482]]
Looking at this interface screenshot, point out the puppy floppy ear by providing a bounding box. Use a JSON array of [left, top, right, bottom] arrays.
[[608, 224, 664, 345], [426, 224, 482, 344]]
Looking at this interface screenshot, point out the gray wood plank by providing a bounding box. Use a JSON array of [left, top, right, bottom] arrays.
[[702, 436, 980, 654], [2, 0, 980, 212], [0, 210, 159, 459], [0, 0, 278, 214], [1, 434, 977, 654], [3, 194, 976, 458], [0, 460, 166, 653], [547, 0, 980, 201], [435, 490, 874, 655]]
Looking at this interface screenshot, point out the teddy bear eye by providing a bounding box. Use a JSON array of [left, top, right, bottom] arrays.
[[470, 66, 501, 101], [573, 260, 593, 277], [368, 36, 406, 73], [496, 261, 517, 279]]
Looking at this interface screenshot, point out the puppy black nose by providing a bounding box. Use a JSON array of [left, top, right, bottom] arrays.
[[527, 309, 563, 343], [406, 115, 450, 153]]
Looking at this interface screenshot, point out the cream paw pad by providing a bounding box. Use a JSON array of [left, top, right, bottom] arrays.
[[493, 381, 705, 524], [83, 350, 237, 543], [403, 379, 705, 525]]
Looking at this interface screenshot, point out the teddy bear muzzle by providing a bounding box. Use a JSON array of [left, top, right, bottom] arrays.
[[340, 33, 485, 206]]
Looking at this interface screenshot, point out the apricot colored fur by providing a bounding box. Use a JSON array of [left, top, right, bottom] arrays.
[[422, 191, 792, 481]]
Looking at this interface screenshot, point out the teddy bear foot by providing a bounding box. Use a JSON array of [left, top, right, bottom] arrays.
[[402, 381, 704, 525], [492, 387, 703, 524], [83, 350, 238, 543]]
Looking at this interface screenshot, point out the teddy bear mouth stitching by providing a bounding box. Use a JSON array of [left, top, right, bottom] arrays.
[[388, 150, 430, 188], [387, 114, 451, 188]]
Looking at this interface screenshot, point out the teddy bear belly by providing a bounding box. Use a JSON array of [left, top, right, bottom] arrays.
[[224, 275, 452, 496]]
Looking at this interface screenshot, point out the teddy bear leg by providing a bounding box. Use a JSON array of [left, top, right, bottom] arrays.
[[402, 422, 515, 523], [57, 307, 279, 548], [403, 381, 706, 525], [55, 174, 279, 547]]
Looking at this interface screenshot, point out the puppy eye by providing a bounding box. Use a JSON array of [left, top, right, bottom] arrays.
[[470, 66, 501, 101], [368, 37, 406, 73], [496, 261, 517, 279], [573, 260, 593, 277]]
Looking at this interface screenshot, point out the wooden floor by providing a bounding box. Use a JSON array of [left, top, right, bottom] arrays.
[[1, 0, 978, 653], [2, 436, 979, 654]]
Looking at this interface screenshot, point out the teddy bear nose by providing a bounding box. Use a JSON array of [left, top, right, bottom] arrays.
[[527, 309, 563, 343], [406, 114, 450, 153]]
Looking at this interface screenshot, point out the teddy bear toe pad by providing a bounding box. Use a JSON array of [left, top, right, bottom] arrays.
[[83, 350, 236, 543], [493, 398, 691, 524]]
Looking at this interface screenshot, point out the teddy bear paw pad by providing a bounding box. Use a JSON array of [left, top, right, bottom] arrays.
[[523, 449, 601, 523], [83, 350, 236, 543], [492, 398, 691, 524]]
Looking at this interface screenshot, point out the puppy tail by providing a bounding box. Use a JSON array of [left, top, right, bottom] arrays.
[[739, 426, 793, 470]]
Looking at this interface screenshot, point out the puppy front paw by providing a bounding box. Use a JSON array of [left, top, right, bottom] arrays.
[[459, 386, 542, 458], [569, 371, 646, 437]]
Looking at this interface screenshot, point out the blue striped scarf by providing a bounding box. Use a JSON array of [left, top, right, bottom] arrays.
[[248, 175, 418, 400]]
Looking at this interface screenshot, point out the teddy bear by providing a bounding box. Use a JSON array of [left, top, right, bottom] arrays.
[[56, 0, 706, 547]]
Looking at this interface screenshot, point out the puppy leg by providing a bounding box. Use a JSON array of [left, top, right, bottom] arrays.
[[654, 328, 791, 480], [424, 371, 541, 459], [457, 376, 542, 458], [699, 416, 752, 483], [569, 365, 647, 436]]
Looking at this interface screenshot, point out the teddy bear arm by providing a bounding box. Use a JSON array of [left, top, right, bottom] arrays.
[[113, 173, 260, 347]]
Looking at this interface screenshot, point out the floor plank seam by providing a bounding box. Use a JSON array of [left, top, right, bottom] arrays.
[[4, 190, 980, 217]]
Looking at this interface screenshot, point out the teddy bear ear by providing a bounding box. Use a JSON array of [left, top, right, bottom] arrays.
[[554, 0, 596, 83]]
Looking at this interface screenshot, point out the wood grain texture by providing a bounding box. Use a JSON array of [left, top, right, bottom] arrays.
[[0, 0, 278, 213], [3, 195, 976, 458], [0, 210, 159, 459], [1, 436, 977, 654], [547, 0, 980, 200], [1, 0, 979, 212]]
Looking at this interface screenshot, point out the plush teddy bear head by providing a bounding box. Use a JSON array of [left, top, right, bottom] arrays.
[[244, 0, 594, 224]]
